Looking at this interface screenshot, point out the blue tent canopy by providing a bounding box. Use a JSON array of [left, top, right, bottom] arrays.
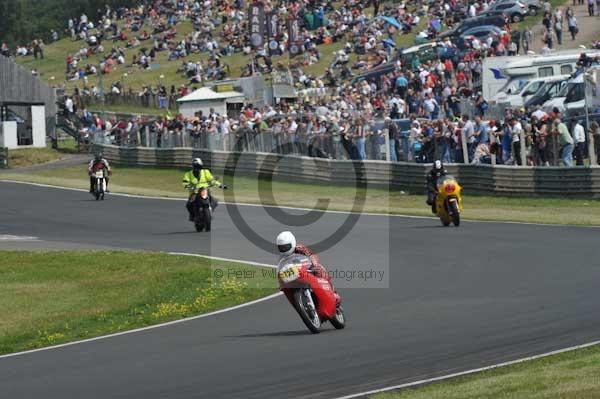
[[379, 16, 402, 30], [382, 38, 396, 47]]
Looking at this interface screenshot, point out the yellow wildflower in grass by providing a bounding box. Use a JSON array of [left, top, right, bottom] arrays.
[[151, 278, 249, 320], [34, 330, 66, 348]]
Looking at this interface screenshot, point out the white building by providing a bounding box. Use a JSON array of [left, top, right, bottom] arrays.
[[177, 87, 244, 118], [0, 55, 55, 149], [0, 102, 46, 149]]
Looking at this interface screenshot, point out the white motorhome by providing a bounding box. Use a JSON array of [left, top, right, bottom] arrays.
[[482, 50, 600, 100], [482, 55, 526, 100], [490, 75, 569, 107]]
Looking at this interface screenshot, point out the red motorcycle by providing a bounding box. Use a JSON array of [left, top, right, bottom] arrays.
[[277, 254, 346, 334]]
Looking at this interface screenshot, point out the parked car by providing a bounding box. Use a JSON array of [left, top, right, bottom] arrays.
[[480, 1, 528, 23], [494, 0, 541, 16], [438, 15, 506, 40], [459, 25, 503, 41]]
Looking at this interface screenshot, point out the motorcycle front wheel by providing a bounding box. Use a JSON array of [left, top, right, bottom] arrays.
[[330, 305, 346, 329], [294, 289, 321, 334], [450, 201, 460, 227], [194, 210, 204, 232], [202, 207, 212, 232]]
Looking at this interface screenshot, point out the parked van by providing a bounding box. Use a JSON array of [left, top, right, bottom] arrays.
[[542, 71, 585, 113], [482, 50, 600, 100], [564, 66, 600, 117], [490, 75, 569, 107], [524, 77, 570, 108]]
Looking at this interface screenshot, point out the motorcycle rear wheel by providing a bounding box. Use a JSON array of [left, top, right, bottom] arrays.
[[330, 305, 346, 329], [294, 289, 321, 334]]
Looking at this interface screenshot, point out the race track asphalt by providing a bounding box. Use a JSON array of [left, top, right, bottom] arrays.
[[1, 181, 600, 398]]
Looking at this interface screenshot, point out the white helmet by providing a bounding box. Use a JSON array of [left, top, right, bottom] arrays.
[[192, 158, 203, 170], [276, 231, 296, 256]]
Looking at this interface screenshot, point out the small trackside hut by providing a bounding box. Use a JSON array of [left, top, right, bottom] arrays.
[[0, 55, 56, 149]]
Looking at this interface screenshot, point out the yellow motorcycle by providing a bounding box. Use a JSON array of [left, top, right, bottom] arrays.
[[435, 175, 463, 227]]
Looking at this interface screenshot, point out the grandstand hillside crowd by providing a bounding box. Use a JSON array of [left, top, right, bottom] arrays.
[[4, 0, 600, 166]]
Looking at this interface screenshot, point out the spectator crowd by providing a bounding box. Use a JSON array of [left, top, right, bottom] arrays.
[[5, 0, 600, 167]]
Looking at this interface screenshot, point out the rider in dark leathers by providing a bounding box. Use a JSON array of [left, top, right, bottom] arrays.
[[426, 160, 447, 214], [88, 153, 111, 193]]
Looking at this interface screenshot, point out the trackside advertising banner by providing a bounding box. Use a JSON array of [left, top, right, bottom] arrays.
[[287, 17, 300, 57], [249, 2, 266, 49]]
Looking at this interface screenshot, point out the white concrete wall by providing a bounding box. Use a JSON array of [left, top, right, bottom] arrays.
[[31, 106, 46, 148], [0, 121, 18, 149]]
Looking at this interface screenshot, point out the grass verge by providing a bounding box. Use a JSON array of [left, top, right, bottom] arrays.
[[7, 139, 81, 168], [0, 251, 277, 355], [2, 165, 600, 225], [373, 343, 600, 399], [8, 145, 66, 168]]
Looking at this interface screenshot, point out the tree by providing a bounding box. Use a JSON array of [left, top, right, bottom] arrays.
[[0, 0, 142, 46]]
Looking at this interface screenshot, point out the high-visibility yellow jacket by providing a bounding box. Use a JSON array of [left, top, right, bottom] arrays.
[[182, 169, 221, 192]]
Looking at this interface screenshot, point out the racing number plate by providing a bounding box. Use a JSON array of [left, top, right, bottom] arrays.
[[279, 265, 300, 283]]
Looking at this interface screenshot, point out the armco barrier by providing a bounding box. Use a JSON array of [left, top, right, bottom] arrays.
[[93, 144, 600, 198]]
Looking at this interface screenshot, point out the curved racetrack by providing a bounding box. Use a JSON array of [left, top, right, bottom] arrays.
[[1, 181, 600, 398]]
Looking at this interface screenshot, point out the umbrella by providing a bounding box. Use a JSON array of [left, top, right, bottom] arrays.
[[382, 38, 396, 47], [430, 19, 442, 32], [379, 16, 402, 30]]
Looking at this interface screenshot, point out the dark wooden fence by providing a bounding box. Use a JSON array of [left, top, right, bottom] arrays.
[[0, 56, 57, 117]]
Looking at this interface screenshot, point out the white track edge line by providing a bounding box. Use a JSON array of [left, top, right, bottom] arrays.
[[167, 251, 277, 268], [2, 179, 599, 228], [332, 340, 600, 399], [0, 251, 281, 360]]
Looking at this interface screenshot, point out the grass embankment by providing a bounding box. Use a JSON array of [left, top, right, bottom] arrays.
[[7, 138, 79, 168], [0, 251, 277, 355], [373, 344, 600, 399], [15, 1, 422, 95], [2, 165, 600, 225]]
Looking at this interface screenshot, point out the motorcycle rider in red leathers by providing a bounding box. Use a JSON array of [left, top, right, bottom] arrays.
[[88, 153, 112, 193], [276, 231, 340, 304]]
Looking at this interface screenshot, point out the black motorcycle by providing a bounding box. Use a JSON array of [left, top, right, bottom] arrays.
[[187, 184, 224, 232]]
